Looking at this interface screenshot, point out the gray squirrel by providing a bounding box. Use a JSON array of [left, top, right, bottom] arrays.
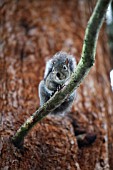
[[38, 51, 76, 115]]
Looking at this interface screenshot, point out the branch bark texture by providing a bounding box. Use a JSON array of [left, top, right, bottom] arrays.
[[12, 0, 111, 147]]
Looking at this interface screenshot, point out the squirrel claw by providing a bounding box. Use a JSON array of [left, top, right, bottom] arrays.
[[57, 85, 62, 91], [57, 84, 66, 91]]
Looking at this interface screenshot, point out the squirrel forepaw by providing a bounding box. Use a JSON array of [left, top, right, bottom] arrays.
[[50, 84, 66, 98], [57, 85, 62, 91], [57, 84, 65, 91]]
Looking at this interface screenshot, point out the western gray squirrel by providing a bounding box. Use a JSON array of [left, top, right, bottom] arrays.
[[38, 51, 76, 115]]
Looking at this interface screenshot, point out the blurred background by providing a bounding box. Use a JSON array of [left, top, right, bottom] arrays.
[[0, 0, 113, 170]]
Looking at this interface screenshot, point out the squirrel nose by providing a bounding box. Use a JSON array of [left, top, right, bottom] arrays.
[[56, 72, 60, 79]]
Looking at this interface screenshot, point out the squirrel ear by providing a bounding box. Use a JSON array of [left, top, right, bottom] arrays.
[[65, 58, 69, 66]]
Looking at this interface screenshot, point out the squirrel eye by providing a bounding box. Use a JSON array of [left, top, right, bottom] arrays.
[[63, 65, 67, 70]]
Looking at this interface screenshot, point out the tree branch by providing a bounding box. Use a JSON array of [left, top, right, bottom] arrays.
[[12, 0, 111, 147]]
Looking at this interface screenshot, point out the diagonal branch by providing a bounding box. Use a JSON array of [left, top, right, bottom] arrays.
[[12, 0, 111, 147]]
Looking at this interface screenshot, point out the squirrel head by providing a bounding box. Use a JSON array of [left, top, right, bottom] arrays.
[[44, 51, 76, 85], [52, 51, 76, 71]]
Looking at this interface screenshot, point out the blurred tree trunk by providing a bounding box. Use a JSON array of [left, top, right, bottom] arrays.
[[0, 0, 113, 170]]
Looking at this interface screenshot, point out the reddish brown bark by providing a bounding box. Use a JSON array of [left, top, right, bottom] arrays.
[[0, 0, 113, 170]]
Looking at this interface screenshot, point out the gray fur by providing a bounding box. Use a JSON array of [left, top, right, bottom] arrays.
[[38, 51, 76, 115]]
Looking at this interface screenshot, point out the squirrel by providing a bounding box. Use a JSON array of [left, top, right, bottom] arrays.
[[38, 51, 76, 115]]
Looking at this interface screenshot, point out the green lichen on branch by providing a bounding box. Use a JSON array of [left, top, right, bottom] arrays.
[[12, 0, 111, 147]]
